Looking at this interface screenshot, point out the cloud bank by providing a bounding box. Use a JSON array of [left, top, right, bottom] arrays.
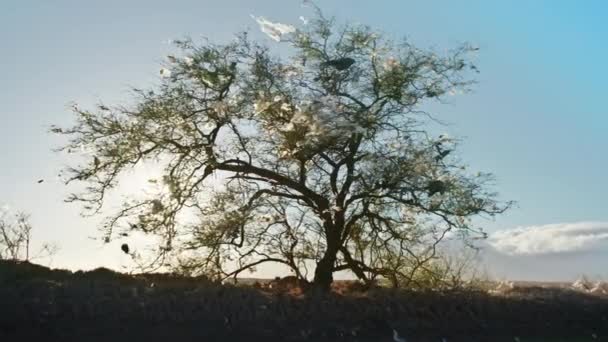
[[487, 222, 608, 256]]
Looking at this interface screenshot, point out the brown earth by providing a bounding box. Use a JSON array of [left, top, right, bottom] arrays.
[[1, 260, 607, 342]]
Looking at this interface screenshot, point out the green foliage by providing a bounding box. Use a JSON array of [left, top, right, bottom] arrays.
[[53, 11, 510, 290]]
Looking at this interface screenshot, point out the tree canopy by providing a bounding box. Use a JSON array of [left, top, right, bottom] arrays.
[[53, 11, 510, 291]]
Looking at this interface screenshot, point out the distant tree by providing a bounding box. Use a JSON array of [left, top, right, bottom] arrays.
[[52, 10, 510, 292], [0, 210, 59, 262]]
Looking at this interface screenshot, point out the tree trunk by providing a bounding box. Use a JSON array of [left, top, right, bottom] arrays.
[[312, 255, 335, 293], [312, 221, 340, 293]]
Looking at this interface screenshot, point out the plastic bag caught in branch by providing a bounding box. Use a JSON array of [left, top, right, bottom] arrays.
[[251, 15, 296, 42]]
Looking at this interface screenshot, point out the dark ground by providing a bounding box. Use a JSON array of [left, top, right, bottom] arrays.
[[1, 260, 607, 342]]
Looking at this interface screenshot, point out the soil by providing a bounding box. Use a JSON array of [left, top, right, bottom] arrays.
[[1, 260, 607, 342]]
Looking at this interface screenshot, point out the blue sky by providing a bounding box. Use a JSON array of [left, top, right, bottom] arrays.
[[1, 0, 607, 280]]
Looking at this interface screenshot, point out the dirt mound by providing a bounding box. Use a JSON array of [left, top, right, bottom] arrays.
[[1, 260, 607, 341]]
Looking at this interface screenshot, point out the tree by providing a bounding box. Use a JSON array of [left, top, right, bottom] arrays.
[[0, 209, 59, 262], [52, 11, 510, 292]]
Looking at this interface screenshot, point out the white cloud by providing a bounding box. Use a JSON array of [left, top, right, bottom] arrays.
[[251, 15, 296, 42], [487, 221, 608, 256]]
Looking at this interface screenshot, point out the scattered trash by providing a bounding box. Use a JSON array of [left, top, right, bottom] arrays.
[[160, 68, 172, 78], [488, 280, 515, 294], [392, 329, 406, 342], [572, 277, 592, 291], [121, 243, 130, 254], [321, 57, 356, 70], [251, 15, 296, 42], [569, 277, 608, 295]]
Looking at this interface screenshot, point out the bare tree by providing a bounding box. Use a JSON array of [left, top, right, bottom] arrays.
[[52, 11, 510, 291], [0, 211, 59, 262]]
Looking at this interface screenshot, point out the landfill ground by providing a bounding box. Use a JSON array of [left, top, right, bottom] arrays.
[[1, 260, 607, 342]]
